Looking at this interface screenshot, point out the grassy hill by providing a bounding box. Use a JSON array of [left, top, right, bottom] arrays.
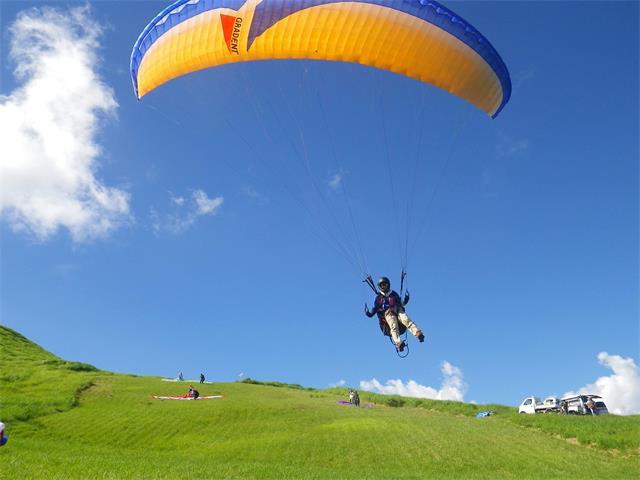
[[0, 325, 638, 479]]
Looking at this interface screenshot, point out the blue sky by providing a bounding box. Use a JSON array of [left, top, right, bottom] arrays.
[[1, 1, 638, 413]]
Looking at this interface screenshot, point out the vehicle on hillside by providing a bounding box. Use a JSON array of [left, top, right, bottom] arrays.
[[562, 395, 609, 415], [518, 396, 561, 414]]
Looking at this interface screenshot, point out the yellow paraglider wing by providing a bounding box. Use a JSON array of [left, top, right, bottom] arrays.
[[131, 0, 511, 117]]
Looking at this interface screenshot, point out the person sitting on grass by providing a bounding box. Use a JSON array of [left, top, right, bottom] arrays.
[[187, 385, 200, 399]]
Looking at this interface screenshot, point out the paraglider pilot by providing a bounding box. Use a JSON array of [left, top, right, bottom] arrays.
[[187, 385, 200, 399], [365, 277, 424, 351]]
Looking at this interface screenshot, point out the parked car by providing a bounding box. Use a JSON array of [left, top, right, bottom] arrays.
[[518, 396, 560, 414], [562, 395, 609, 415], [542, 396, 561, 411]]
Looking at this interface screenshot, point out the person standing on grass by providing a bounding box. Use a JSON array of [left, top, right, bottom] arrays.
[[585, 397, 596, 416], [200, 373, 205, 384], [560, 400, 568, 415], [0, 420, 7, 446]]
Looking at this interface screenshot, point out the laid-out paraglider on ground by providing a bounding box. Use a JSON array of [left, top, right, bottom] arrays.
[[153, 395, 224, 401], [153, 383, 224, 400]]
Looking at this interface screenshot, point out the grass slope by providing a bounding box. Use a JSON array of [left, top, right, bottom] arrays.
[[0, 326, 638, 479], [0, 326, 100, 423]]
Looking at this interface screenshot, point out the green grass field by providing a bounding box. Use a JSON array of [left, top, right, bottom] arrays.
[[1, 326, 638, 479]]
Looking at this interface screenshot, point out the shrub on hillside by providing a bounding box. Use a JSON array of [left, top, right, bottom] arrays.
[[239, 378, 315, 391], [40, 359, 64, 366], [38, 359, 98, 372], [385, 397, 405, 408], [65, 361, 98, 372]]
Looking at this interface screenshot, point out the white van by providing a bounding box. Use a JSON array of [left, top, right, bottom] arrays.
[[562, 395, 609, 415]]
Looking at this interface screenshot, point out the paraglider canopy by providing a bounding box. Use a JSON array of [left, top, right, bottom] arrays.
[[131, 0, 511, 117]]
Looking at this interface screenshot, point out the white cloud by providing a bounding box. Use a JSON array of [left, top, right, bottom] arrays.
[[513, 66, 535, 89], [170, 195, 185, 206], [564, 352, 640, 415], [194, 190, 223, 215], [329, 379, 346, 388], [359, 361, 467, 401], [151, 189, 223, 234], [328, 170, 346, 191], [243, 186, 269, 204], [497, 132, 529, 158], [0, 6, 130, 242], [244, 186, 260, 199]]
